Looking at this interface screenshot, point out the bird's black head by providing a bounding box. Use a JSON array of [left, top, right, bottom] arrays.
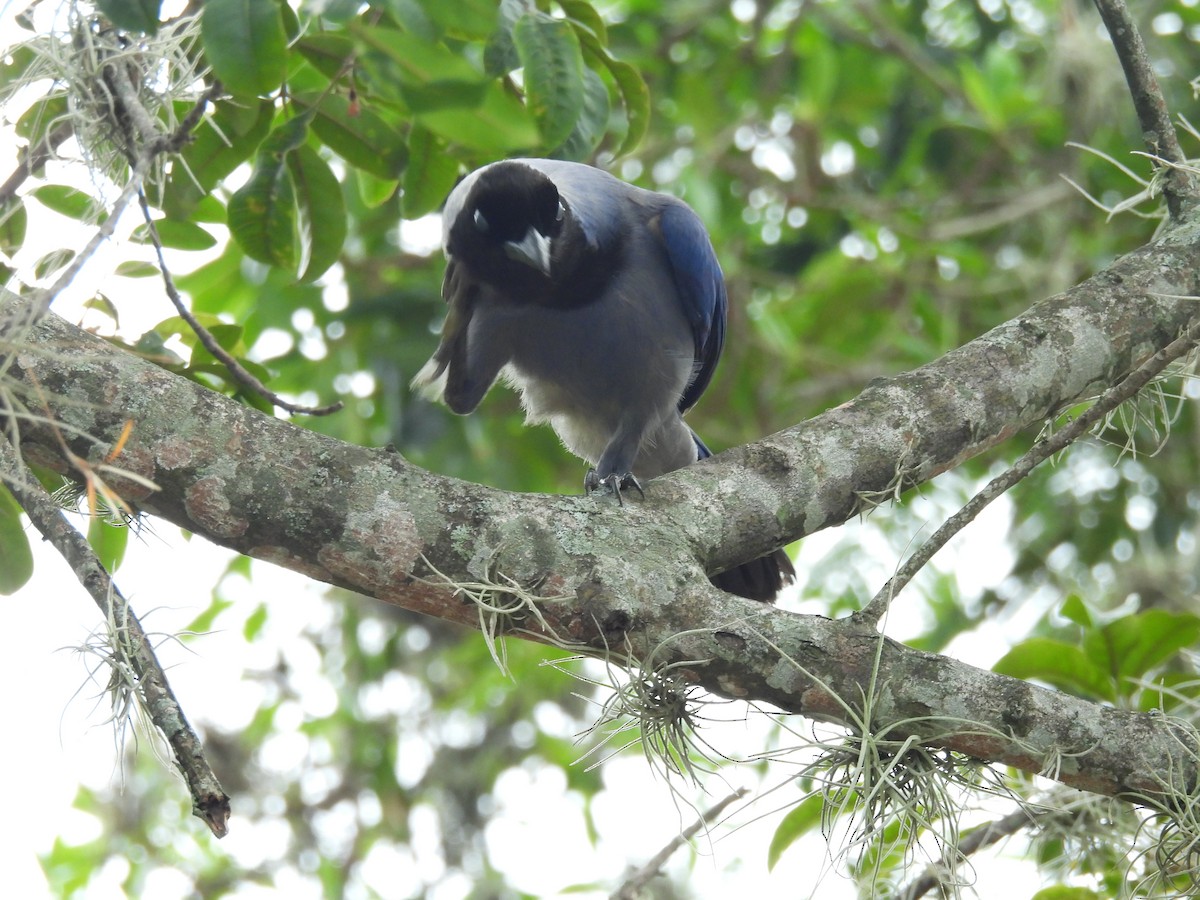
[[447, 162, 567, 290]]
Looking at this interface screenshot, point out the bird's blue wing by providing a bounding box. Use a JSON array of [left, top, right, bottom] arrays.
[[658, 203, 727, 413]]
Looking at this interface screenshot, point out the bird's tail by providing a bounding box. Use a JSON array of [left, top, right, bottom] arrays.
[[692, 431, 795, 602]]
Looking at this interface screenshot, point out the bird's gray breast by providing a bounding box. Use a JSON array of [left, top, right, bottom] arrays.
[[472, 255, 695, 464]]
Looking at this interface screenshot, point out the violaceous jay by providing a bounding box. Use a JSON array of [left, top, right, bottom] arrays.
[[413, 158, 794, 602]]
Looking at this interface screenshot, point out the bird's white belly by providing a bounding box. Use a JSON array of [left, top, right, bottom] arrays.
[[501, 364, 613, 464]]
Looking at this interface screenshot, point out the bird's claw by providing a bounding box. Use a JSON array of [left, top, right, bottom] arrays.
[[584, 469, 644, 505]]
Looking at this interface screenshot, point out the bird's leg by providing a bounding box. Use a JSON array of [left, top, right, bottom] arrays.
[[584, 469, 644, 505], [586, 417, 647, 504]]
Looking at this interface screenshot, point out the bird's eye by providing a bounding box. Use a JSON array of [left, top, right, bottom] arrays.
[[473, 209, 490, 233], [555, 200, 565, 223]]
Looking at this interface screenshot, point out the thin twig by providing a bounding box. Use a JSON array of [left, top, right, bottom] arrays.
[[168, 80, 224, 153], [855, 317, 1200, 628], [0, 435, 230, 837], [610, 787, 749, 899], [102, 54, 170, 155], [0, 121, 75, 207], [1092, 0, 1199, 218], [134, 192, 343, 417], [901, 806, 1040, 900], [15, 152, 154, 329], [135, 190, 344, 416]]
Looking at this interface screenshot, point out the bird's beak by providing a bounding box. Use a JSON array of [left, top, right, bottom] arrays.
[[504, 227, 553, 277]]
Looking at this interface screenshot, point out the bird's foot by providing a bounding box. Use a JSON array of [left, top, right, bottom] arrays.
[[584, 469, 644, 505]]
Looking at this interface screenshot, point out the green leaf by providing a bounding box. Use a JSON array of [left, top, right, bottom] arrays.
[[295, 93, 409, 180], [32, 185, 97, 221], [767, 794, 824, 870], [605, 56, 649, 155], [398, 80, 489, 114], [553, 66, 609, 160], [262, 113, 314, 155], [418, 82, 539, 152], [183, 596, 235, 635], [115, 260, 162, 278], [201, 0, 288, 98], [287, 145, 347, 282], [575, 29, 648, 155], [418, 0, 498, 38], [34, 249, 75, 279], [850, 816, 907, 881], [0, 483, 34, 595], [153, 316, 245, 359], [197, 323, 247, 355], [1085, 609, 1200, 684], [0, 199, 27, 255], [959, 49, 1025, 133], [514, 12, 585, 147], [993, 638, 1115, 702], [295, 33, 357, 81], [228, 149, 298, 271], [356, 171, 399, 209], [143, 317, 212, 363], [1138, 672, 1200, 713], [559, 0, 607, 42], [484, 0, 532, 75], [133, 219, 217, 251], [1030, 887, 1103, 900], [279, 0, 300, 41], [1059, 594, 1093, 628], [82, 294, 120, 327], [138, 341, 186, 367], [15, 95, 69, 143], [176, 243, 254, 320], [97, 0, 162, 33], [244, 602, 269, 640], [162, 99, 274, 220], [187, 195, 229, 224], [353, 23, 487, 89], [42, 834, 109, 896], [0, 43, 38, 89], [87, 518, 129, 573], [382, 0, 440, 41], [402, 125, 459, 218]]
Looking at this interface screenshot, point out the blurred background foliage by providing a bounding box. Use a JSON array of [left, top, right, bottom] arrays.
[[6, 0, 1200, 896]]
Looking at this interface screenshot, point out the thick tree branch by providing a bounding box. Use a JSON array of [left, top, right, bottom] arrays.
[[855, 319, 1200, 627], [4, 217, 1200, 803], [684, 221, 1200, 579]]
